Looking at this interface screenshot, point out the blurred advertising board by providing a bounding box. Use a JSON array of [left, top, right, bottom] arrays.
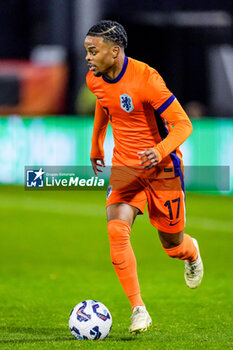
[[0, 116, 232, 193]]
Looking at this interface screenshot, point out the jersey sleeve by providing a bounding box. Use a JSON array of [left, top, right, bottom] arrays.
[[90, 100, 109, 159], [142, 69, 193, 162], [153, 99, 193, 162], [143, 69, 173, 110]]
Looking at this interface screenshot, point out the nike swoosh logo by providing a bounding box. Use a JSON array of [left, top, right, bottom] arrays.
[[169, 220, 181, 226], [112, 261, 125, 265]]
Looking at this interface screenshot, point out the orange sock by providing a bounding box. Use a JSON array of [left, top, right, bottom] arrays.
[[163, 234, 198, 263], [107, 219, 144, 310]]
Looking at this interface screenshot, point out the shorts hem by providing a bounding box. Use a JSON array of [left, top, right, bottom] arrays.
[[149, 218, 185, 233]]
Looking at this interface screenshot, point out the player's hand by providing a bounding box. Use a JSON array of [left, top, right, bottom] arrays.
[[90, 158, 105, 176], [138, 149, 159, 169]]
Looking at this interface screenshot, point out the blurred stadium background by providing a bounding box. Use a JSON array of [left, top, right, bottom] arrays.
[[0, 0, 232, 189], [0, 1, 232, 348]]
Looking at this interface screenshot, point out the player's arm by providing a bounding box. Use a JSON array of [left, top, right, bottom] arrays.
[[139, 72, 193, 168], [90, 100, 109, 175], [153, 99, 192, 163]]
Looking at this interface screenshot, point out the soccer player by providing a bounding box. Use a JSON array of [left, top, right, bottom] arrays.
[[84, 20, 203, 334]]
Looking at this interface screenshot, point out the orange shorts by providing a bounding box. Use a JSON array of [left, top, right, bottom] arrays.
[[106, 166, 185, 233]]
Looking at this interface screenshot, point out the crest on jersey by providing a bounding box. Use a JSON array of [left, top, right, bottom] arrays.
[[120, 94, 134, 113]]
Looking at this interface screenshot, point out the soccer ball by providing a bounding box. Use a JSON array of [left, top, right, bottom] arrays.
[[69, 300, 112, 340]]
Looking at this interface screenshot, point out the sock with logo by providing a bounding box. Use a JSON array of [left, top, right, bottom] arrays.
[[107, 219, 145, 310]]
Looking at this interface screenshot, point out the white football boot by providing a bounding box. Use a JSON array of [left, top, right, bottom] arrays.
[[185, 238, 204, 289], [129, 306, 152, 334]]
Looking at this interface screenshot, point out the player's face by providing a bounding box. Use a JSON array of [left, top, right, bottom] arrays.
[[84, 36, 116, 77]]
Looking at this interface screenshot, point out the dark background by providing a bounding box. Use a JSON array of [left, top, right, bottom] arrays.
[[0, 0, 232, 115]]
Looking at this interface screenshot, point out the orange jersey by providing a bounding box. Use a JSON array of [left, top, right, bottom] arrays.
[[86, 56, 192, 179]]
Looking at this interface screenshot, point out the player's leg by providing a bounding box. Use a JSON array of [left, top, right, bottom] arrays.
[[158, 230, 184, 248], [106, 202, 152, 333], [158, 229, 197, 261], [106, 203, 144, 308], [106, 167, 152, 332], [146, 177, 203, 288], [158, 229, 203, 288], [107, 202, 139, 226]]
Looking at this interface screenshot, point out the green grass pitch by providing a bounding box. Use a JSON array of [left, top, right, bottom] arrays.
[[0, 186, 232, 349]]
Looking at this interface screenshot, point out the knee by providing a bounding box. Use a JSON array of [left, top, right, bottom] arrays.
[[107, 219, 131, 244], [107, 220, 131, 263]]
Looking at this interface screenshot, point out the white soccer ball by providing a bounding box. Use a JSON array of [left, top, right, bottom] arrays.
[[69, 300, 112, 340]]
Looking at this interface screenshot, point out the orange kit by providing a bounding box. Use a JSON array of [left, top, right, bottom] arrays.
[[86, 57, 193, 233]]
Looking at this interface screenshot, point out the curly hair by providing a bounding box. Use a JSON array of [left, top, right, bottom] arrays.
[[86, 20, 128, 49]]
